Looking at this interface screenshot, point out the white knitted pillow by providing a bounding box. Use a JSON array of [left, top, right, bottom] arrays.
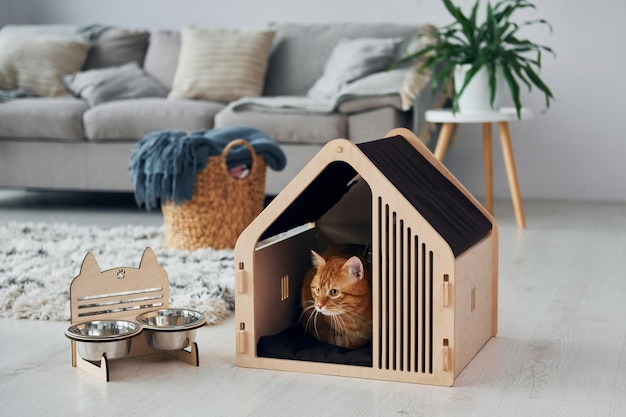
[[169, 27, 275, 102], [0, 37, 90, 97]]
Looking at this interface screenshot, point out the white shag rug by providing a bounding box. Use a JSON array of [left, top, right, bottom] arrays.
[[0, 221, 235, 324]]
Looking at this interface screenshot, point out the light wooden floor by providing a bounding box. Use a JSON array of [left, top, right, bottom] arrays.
[[1, 191, 625, 417]]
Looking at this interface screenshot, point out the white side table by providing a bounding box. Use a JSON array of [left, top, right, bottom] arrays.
[[425, 107, 533, 228]]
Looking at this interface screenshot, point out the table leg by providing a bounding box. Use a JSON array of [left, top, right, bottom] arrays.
[[482, 122, 494, 214], [498, 122, 526, 228], [433, 123, 455, 161]]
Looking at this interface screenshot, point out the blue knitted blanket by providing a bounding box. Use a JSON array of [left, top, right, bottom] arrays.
[[129, 126, 286, 210]]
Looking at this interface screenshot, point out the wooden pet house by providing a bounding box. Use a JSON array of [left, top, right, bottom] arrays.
[[234, 128, 497, 386]]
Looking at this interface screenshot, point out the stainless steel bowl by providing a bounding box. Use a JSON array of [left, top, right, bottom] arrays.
[[65, 320, 142, 361], [136, 308, 206, 351]]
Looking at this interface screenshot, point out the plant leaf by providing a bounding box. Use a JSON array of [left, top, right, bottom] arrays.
[[501, 62, 522, 118]]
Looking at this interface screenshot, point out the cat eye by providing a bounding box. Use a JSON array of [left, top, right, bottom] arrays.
[[329, 289, 339, 298], [314, 286, 321, 295]]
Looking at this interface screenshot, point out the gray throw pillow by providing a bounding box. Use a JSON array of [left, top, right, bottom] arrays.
[[82, 28, 150, 70], [307, 37, 403, 99], [63, 62, 168, 106], [142, 30, 181, 90]]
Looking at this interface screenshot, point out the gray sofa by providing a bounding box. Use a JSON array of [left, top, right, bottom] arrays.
[[0, 22, 437, 196]]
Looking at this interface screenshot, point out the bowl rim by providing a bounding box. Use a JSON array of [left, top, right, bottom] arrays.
[[135, 308, 207, 332], [64, 319, 143, 342]]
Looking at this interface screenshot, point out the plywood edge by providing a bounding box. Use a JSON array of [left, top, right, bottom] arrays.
[[239, 356, 455, 386]]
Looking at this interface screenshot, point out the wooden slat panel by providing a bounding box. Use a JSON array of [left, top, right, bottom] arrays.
[[402, 225, 410, 372], [387, 207, 395, 370]]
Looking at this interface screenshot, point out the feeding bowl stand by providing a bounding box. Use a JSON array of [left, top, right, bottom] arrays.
[[67, 247, 200, 382]]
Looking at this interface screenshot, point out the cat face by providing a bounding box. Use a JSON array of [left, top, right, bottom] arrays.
[[309, 250, 369, 317], [300, 247, 373, 349]]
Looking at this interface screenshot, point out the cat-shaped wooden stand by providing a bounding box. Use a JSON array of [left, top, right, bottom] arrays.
[[68, 247, 199, 381]]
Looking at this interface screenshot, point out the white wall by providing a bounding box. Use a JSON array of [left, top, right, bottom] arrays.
[[4, 0, 625, 202], [0, 0, 8, 26]]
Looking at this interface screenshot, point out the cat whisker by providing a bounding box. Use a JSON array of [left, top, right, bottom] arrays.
[[303, 307, 317, 335], [312, 311, 321, 340], [297, 301, 316, 324], [340, 310, 360, 326], [300, 303, 322, 341], [339, 315, 351, 334], [332, 314, 346, 336]]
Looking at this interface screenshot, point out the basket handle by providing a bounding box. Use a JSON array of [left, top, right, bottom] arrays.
[[220, 139, 260, 175]]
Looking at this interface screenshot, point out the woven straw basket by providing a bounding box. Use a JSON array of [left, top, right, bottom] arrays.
[[162, 139, 267, 251]]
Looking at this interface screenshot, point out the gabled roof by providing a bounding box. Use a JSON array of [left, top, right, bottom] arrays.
[[358, 135, 492, 256], [257, 131, 492, 257]]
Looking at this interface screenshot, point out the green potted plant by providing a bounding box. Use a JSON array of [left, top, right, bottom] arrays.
[[396, 0, 555, 118]]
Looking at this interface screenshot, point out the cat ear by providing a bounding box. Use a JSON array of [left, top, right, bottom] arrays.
[[344, 256, 364, 280], [79, 252, 101, 275], [311, 250, 326, 268], [139, 247, 161, 269]]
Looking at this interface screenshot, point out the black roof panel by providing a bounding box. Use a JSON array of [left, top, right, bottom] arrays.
[[358, 135, 492, 256]]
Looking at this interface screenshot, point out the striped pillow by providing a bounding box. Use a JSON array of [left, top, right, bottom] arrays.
[[169, 27, 275, 102], [0, 37, 90, 97]]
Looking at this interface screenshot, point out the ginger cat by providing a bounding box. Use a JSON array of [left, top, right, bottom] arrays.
[[300, 244, 372, 349]]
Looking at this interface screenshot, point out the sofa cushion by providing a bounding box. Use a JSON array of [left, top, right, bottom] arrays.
[[214, 106, 346, 144], [143, 30, 181, 90], [307, 37, 403, 99], [264, 23, 421, 97], [168, 27, 275, 102], [0, 97, 88, 140], [84, 98, 225, 141], [63, 62, 168, 106], [82, 27, 150, 70], [0, 37, 90, 97]]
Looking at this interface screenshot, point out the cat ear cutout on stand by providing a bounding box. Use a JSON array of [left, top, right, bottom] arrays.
[[138, 247, 161, 269], [343, 256, 364, 280], [79, 252, 101, 276], [311, 250, 326, 268]]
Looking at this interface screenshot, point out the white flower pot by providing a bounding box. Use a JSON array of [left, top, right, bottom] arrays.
[[453, 64, 504, 113]]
